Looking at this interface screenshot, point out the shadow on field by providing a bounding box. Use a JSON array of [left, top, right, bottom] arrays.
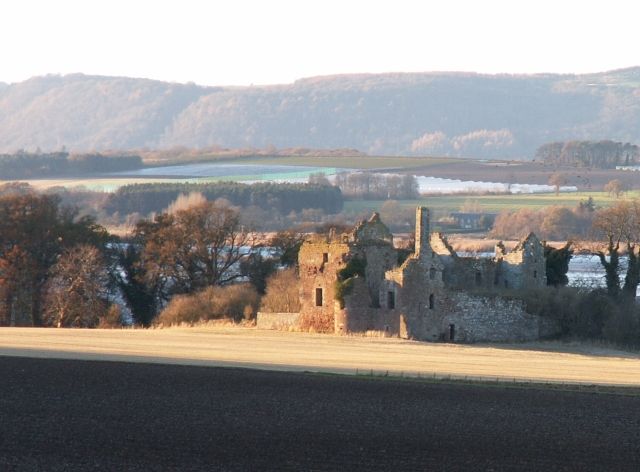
[[1, 356, 640, 471]]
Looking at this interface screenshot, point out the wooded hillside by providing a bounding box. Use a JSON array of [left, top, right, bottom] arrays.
[[1, 68, 640, 158]]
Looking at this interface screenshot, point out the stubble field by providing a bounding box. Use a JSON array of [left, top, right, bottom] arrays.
[[1, 326, 639, 386]]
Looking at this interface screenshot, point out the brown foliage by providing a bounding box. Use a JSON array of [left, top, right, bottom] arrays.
[[491, 206, 592, 241], [42, 244, 112, 328], [98, 305, 123, 329], [259, 268, 301, 313], [156, 284, 260, 326], [548, 173, 567, 195], [590, 200, 640, 299], [490, 208, 544, 239], [135, 200, 253, 299], [603, 179, 625, 198], [0, 193, 109, 326]]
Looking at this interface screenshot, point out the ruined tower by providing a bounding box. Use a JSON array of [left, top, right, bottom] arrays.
[[415, 206, 430, 257]]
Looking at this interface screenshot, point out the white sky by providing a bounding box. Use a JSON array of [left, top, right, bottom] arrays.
[[2, 0, 639, 86]]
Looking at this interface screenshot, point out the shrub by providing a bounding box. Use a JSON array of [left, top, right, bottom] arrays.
[[520, 287, 582, 335], [98, 305, 124, 328], [259, 268, 301, 313], [575, 290, 618, 338], [602, 303, 640, 346], [156, 284, 259, 326]]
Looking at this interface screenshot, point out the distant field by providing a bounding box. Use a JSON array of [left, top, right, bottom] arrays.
[[209, 154, 459, 169], [5, 154, 639, 197], [1, 327, 639, 386], [344, 191, 637, 215], [3, 177, 179, 192]]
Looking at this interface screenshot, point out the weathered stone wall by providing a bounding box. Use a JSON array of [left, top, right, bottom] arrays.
[[441, 258, 500, 291], [352, 213, 393, 244], [439, 292, 561, 343], [337, 278, 400, 335], [359, 243, 397, 307], [383, 251, 445, 341], [500, 234, 547, 289], [256, 312, 301, 330], [298, 239, 350, 333]]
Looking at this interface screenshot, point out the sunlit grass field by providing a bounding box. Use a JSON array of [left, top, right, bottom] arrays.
[[344, 191, 640, 215], [1, 327, 639, 387]]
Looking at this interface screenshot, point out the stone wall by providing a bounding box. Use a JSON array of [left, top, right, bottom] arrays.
[[500, 234, 547, 289], [337, 278, 400, 335], [439, 292, 560, 343], [256, 312, 301, 330], [442, 258, 500, 291], [359, 243, 397, 307], [297, 239, 351, 333]]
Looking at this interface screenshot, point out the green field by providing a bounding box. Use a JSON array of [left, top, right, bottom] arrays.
[[344, 191, 639, 216]]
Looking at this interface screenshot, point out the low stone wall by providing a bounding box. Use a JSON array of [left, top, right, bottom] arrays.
[[441, 292, 561, 343], [256, 312, 301, 330]]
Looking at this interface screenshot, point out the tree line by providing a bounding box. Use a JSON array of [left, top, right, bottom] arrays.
[[535, 140, 640, 168], [0, 151, 142, 179], [329, 172, 419, 200], [0, 191, 303, 328], [104, 181, 343, 217]]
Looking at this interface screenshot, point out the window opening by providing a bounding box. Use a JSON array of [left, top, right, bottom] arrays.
[[387, 291, 395, 309]]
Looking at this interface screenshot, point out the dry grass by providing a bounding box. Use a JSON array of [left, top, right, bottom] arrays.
[[448, 237, 570, 253], [1, 327, 639, 387]]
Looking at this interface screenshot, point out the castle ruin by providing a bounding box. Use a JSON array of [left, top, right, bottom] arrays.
[[263, 207, 559, 343]]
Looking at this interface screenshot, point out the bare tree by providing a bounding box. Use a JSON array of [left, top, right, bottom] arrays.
[[42, 244, 112, 328], [604, 179, 625, 199], [136, 200, 254, 301], [548, 172, 567, 196], [589, 200, 640, 299]]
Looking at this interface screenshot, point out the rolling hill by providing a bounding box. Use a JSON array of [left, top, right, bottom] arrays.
[[1, 68, 640, 158]]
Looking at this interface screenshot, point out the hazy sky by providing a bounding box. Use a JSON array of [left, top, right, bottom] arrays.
[[2, 0, 638, 86]]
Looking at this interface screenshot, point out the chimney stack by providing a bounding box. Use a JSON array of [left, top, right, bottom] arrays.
[[415, 206, 430, 256]]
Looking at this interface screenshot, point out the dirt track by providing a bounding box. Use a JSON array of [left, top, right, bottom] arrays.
[[1, 356, 640, 471], [1, 327, 640, 386]]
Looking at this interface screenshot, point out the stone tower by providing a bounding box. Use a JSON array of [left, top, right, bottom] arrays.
[[415, 206, 430, 257]]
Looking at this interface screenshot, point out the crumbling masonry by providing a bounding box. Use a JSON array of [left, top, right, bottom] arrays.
[[294, 207, 559, 343]]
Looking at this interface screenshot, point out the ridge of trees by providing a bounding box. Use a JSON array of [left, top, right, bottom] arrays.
[[535, 140, 640, 168], [0, 151, 142, 179], [331, 172, 419, 200]]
